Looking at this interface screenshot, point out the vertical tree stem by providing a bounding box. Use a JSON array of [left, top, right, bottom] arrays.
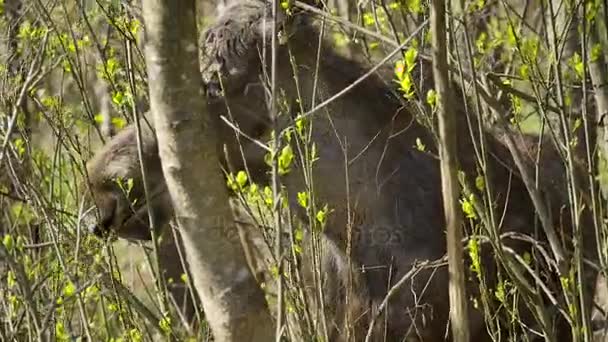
[[431, 1, 470, 341], [141, 1, 273, 340]]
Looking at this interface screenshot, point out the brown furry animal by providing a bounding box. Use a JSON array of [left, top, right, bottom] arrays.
[[82, 118, 200, 327], [198, 2, 598, 340], [83, 113, 370, 340], [83, 1, 598, 341]]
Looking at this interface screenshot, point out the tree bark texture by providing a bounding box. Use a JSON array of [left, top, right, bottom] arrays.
[[431, 1, 470, 341], [140, 1, 274, 341], [588, 13, 608, 198]]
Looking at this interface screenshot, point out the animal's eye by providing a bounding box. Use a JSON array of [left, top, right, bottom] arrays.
[[99, 177, 117, 190]]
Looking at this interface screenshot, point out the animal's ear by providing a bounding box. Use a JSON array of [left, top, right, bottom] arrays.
[[199, 0, 307, 83], [211, 0, 291, 41]]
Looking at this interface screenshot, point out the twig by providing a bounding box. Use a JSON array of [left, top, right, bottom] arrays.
[[364, 259, 446, 342]]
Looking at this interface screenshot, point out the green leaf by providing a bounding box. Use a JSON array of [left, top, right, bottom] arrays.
[[585, 1, 598, 22], [270, 265, 280, 278], [591, 43, 602, 63], [363, 12, 375, 26], [506, 24, 517, 47], [316, 206, 330, 225], [394, 60, 405, 80], [3, 234, 14, 251], [404, 47, 418, 71], [41, 95, 60, 109], [295, 117, 306, 137], [415, 138, 426, 152], [84, 284, 99, 300], [294, 228, 304, 242], [460, 194, 477, 219], [13, 138, 25, 157], [278, 144, 294, 175], [159, 315, 172, 335], [398, 73, 414, 99], [7, 270, 16, 289], [494, 281, 506, 302], [112, 91, 124, 106], [518, 64, 529, 80], [226, 173, 237, 191], [106, 57, 120, 77], [467, 237, 481, 276], [316, 210, 325, 224], [297, 191, 309, 208], [129, 329, 142, 342], [94, 114, 104, 124], [521, 37, 539, 61], [62, 59, 72, 72], [564, 92, 573, 108], [572, 118, 582, 133], [56, 322, 70, 342], [475, 32, 487, 53], [406, 0, 422, 13], [263, 186, 273, 206], [63, 281, 76, 297], [475, 175, 485, 191], [332, 31, 349, 48], [111, 117, 127, 130], [236, 171, 248, 188], [129, 19, 141, 36], [567, 52, 585, 80], [426, 89, 437, 109]]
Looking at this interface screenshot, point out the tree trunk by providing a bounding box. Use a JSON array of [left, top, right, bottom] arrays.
[[588, 12, 608, 198], [140, 1, 274, 341], [431, 1, 470, 341]]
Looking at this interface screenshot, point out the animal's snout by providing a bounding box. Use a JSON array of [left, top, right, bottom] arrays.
[[83, 205, 113, 238], [88, 221, 105, 237], [87, 213, 113, 238]]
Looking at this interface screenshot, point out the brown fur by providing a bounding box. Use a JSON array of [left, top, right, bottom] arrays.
[[198, 2, 598, 340], [82, 1, 597, 341]]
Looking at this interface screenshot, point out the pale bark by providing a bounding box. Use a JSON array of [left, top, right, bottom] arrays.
[[431, 1, 469, 341], [588, 14, 608, 198], [140, 1, 274, 341]]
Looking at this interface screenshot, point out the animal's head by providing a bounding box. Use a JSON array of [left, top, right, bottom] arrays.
[[200, 0, 275, 98], [82, 1, 295, 240], [198, 0, 309, 105], [82, 118, 172, 240], [197, 0, 303, 173]]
